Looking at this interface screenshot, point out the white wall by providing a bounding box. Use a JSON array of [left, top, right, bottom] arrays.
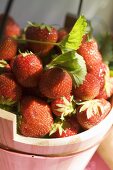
[[0, 0, 113, 33]]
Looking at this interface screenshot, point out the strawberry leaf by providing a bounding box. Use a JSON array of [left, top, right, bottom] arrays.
[[59, 15, 87, 53], [46, 50, 87, 86]]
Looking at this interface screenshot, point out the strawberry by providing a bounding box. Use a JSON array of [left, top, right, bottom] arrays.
[[0, 14, 21, 38], [19, 96, 53, 137], [76, 99, 111, 129], [39, 67, 72, 99], [81, 34, 88, 44], [57, 27, 68, 42], [12, 52, 43, 87], [25, 23, 58, 57], [73, 73, 100, 101], [50, 116, 80, 138], [51, 95, 75, 119], [0, 73, 22, 104], [96, 63, 112, 99], [78, 38, 102, 73], [0, 37, 17, 60]]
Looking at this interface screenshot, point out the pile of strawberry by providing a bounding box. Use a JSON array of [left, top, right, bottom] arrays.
[[0, 13, 113, 138]]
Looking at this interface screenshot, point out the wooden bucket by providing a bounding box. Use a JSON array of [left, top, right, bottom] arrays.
[[0, 98, 113, 170]]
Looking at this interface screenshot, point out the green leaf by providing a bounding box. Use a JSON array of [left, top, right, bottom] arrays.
[[46, 50, 87, 87], [59, 15, 87, 53]]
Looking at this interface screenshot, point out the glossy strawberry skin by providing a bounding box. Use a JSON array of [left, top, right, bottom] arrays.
[[57, 28, 68, 42], [25, 25, 58, 57], [0, 14, 21, 38], [78, 39, 102, 73], [77, 99, 111, 130], [19, 96, 53, 137], [39, 67, 72, 99], [12, 53, 43, 87], [0, 37, 17, 60], [73, 73, 100, 101], [0, 73, 22, 102], [95, 63, 109, 99]]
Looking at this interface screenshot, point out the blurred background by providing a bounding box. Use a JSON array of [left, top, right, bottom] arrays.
[[0, 0, 113, 34]]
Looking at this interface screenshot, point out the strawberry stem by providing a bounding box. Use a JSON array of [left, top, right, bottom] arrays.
[[13, 37, 60, 46]]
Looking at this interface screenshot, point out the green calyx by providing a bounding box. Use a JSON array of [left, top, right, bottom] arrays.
[[0, 60, 8, 68], [49, 121, 63, 136], [55, 96, 76, 120], [0, 96, 16, 106], [27, 21, 52, 32], [18, 50, 33, 57], [77, 99, 104, 119]]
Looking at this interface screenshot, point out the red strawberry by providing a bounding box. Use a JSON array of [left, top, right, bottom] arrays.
[[78, 38, 102, 73], [81, 34, 88, 44], [19, 96, 53, 137], [96, 63, 112, 99], [51, 95, 75, 118], [39, 67, 72, 99], [76, 99, 111, 129], [50, 116, 80, 138], [73, 73, 100, 101], [25, 23, 58, 57], [57, 27, 68, 42], [0, 14, 21, 38], [12, 52, 43, 87], [0, 37, 17, 60], [0, 73, 22, 104]]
